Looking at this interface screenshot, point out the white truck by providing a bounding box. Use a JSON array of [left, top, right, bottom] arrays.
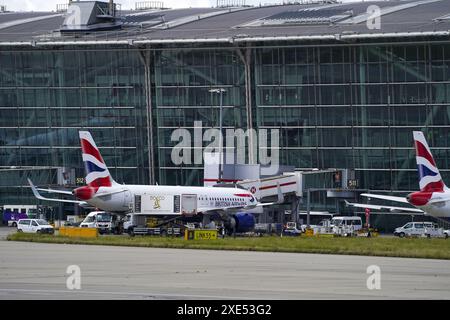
[[394, 222, 449, 238], [80, 211, 121, 234], [124, 192, 199, 236]]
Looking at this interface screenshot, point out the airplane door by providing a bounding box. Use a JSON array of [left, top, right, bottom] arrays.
[[181, 194, 197, 215]]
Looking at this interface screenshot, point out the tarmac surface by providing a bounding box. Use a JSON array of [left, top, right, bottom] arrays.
[[0, 226, 14, 240], [1, 230, 450, 300]]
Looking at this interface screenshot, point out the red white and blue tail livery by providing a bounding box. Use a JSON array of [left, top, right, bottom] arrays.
[[346, 131, 450, 218], [79, 131, 115, 189], [413, 131, 446, 193]]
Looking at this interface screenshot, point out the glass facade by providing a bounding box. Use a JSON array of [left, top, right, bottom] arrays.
[[0, 48, 149, 204], [255, 42, 450, 191], [1, 40, 450, 210], [154, 49, 247, 186]]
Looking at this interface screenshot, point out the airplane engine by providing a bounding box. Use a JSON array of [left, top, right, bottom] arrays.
[[72, 186, 95, 201], [406, 191, 432, 207], [225, 212, 255, 234]]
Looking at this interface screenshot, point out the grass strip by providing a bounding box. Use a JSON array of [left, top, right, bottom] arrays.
[[7, 232, 450, 260]]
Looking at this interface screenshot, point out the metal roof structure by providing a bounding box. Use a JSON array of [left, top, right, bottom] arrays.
[[0, 0, 448, 46], [260, 8, 353, 24]]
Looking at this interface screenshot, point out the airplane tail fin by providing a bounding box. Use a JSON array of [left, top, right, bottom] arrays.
[[413, 131, 446, 192], [79, 131, 116, 188]]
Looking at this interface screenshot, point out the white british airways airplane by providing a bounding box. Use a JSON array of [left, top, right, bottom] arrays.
[[346, 131, 450, 218], [29, 131, 282, 221]]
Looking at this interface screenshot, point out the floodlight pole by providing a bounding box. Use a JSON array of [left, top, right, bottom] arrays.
[[209, 88, 226, 182], [306, 188, 311, 228]]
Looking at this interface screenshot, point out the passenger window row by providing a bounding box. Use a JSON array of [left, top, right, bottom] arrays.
[[199, 196, 242, 201]]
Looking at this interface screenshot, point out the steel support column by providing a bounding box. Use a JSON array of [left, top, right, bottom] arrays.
[[139, 49, 155, 185], [236, 46, 255, 164]]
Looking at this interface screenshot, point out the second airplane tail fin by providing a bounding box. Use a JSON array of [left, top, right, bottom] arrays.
[[413, 131, 446, 192], [79, 131, 117, 188]]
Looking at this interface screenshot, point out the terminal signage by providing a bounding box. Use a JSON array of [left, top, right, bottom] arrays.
[[185, 229, 218, 240], [347, 179, 359, 189]]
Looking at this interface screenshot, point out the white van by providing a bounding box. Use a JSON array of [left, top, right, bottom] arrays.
[[80, 211, 118, 234], [331, 216, 362, 236], [17, 219, 54, 234], [394, 222, 445, 238]]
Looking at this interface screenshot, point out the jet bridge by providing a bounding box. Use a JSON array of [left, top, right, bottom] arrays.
[[203, 159, 302, 201], [237, 173, 303, 201]]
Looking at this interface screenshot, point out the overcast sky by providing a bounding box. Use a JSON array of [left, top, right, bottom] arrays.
[[2, 0, 361, 12]]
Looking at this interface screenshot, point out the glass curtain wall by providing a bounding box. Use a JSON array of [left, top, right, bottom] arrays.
[[255, 42, 450, 191], [0, 48, 148, 204], [154, 49, 247, 186], [1, 41, 450, 206]]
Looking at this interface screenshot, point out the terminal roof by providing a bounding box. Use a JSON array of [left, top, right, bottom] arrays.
[[0, 0, 449, 46]]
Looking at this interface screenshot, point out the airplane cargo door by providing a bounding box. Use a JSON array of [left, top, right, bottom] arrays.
[[181, 194, 197, 215]]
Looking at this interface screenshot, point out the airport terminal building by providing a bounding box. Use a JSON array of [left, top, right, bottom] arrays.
[[0, 0, 450, 224]]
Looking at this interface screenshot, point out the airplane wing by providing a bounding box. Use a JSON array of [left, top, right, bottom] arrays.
[[360, 193, 408, 203], [28, 179, 74, 196], [93, 188, 128, 198], [36, 187, 73, 195], [345, 200, 424, 214], [201, 204, 253, 215], [427, 197, 450, 205], [28, 178, 87, 205]]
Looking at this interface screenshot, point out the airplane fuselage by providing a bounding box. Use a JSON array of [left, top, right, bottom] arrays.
[[82, 185, 256, 214], [30, 131, 278, 220], [407, 190, 450, 218]]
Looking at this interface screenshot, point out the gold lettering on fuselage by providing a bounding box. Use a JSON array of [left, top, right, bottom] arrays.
[[149, 195, 165, 210], [153, 197, 161, 209]]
